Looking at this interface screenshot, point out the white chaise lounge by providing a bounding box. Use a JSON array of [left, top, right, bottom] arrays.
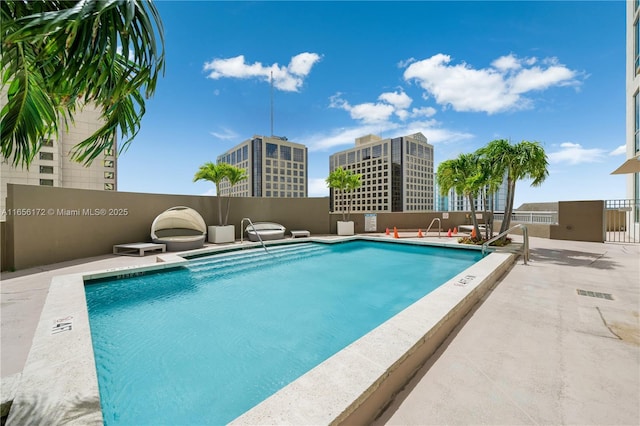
[[245, 222, 286, 242], [151, 206, 207, 251]]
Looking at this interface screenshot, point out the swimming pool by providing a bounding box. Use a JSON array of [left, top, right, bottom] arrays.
[[85, 240, 482, 425]]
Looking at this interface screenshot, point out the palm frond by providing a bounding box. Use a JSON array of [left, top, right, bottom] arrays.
[[1, 0, 165, 167]]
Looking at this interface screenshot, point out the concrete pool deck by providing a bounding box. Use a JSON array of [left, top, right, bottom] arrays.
[[1, 235, 639, 424]]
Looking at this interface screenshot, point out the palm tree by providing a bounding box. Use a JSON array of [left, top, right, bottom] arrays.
[[479, 139, 548, 235], [1, 0, 165, 167], [437, 154, 484, 241], [193, 162, 231, 226], [326, 167, 361, 222], [223, 165, 248, 226], [474, 150, 506, 239]]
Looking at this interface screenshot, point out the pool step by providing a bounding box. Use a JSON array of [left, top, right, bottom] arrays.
[[187, 243, 329, 276], [187, 243, 321, 271], [188, 246, 330, 280]]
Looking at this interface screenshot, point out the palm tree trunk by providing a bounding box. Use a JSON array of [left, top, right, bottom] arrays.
[[500, 180, 517, 240], [224, 194, 231, 227], [468, 194, 481, 241], [215, 184, 223, 226], [341, 190, 346, 221], [488, 192, 495, 239], [499, 179, 514, 234]]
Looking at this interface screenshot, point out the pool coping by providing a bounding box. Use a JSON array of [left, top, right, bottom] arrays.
[[6, 237, 515, 425]]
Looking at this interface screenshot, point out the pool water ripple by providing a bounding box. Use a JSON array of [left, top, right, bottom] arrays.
[[85, 240, 481, 425]]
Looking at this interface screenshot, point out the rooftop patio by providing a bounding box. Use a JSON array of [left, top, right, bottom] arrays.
[[1, 234, 638, 425]]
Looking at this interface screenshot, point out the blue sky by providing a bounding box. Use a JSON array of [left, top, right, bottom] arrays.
[[117, 0, 626, 208]]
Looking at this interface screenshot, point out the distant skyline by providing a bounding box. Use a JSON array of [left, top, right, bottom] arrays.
[[116, 1, 626, 208]]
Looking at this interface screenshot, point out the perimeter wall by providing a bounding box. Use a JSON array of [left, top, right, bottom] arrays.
[[1, 184, 608, 271]]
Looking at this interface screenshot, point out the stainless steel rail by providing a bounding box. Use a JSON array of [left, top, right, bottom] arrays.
[[425, 218, 441, 238], [481, 224, 529, 265], [241, 217, 269, 254]]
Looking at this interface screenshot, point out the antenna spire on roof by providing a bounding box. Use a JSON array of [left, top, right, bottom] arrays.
[[270, 70, 274, 137]]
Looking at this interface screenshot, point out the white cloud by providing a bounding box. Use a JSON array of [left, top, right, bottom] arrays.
[[378, 90, 412, 109], [203, 52, 321, 92], [548, 142, 606, 165], [330, 90, 416, 124], [403, 53, 581, 114], [397, 57, 416, 68], [308, 178, 330, 197], [609, 145, 626, 156], [491, 54, 521, 71], [349, 102, 396, 123], [411, 106, 437, 118], [210, 127, 239, 140]]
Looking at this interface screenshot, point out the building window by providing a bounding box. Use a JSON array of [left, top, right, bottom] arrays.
[[104, 172, 115, 179], [39, 165, 54, 174], [103, 160, 114, 168], [636, 18, 640, 75], [293, 148, 304, 162], [39, 152, 54, 161], [41, 138, 54, 147], [636, 91, 640, 154], [39, 179, 53, 186], [104, 183, 115, 191], [280, 145, 291, 161], [104, 148, 114, 156], [266, 143, 278, 159]]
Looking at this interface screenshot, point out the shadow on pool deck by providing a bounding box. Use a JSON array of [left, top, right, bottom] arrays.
[[2, 236, 639, 425], [376, 237, 640, 426]]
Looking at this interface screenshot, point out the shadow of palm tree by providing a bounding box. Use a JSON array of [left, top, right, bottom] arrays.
[[6, 393, 102, 426], [529, 248, 618, 270]]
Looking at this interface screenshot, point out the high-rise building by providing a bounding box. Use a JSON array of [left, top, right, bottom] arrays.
[[435, 172, 508, 212], [622, 0, 640, 233], [328, 132, 434, 213], [0, 103, 117, 219], [216, 135, 308, 198]]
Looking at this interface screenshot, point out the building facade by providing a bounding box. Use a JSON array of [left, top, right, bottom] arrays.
[[216, 135, 308, 198], [1, 103, 117, 219], [625, 0, 640, 233], [434, 173, 508, 212], [328, 133, 434, 213]]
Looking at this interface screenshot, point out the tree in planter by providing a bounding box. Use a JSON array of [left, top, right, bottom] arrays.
[[222, 165, 248, 226], [193, 162, 247, 227], [478, 139, 548, 238], [193, 162, 229, 226], [326, 167, 362, 221], [437, 153, 485, 242]]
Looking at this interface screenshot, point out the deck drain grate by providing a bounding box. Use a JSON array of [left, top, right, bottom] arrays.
[[576, 289, 613, 300]]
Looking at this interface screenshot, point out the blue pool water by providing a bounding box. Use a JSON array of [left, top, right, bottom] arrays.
[[85, 240, 481, 425]]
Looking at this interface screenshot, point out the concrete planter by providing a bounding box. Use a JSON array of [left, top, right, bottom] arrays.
[[337, 221, 355, 236], [208, 225, 235, 244]]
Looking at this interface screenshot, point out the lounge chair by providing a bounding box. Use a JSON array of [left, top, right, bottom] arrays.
[[151, 206, 207, 251], [245, 222, 286, 242]]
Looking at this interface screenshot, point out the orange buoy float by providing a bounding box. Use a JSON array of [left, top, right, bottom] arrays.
[[385, 227, 390, 235], [471, 227, 476, 239], [453, 227, 458, 235], [418, 229, 423, 238], [447, 228, 452, 237], [393, 226, 399, 239]]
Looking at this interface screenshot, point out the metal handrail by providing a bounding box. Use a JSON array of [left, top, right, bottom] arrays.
[[425, 218, 441, 238], [481, 224, 529, 265], [241, 217, 269, 254]]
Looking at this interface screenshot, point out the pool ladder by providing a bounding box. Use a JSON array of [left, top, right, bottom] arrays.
[[425, 218, 442, 238], [240, 218, 270, 254]]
